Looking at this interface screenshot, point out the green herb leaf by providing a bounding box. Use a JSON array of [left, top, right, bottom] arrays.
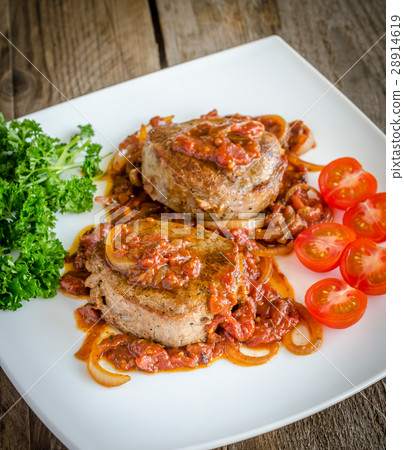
[[0, 115, 105, 310]]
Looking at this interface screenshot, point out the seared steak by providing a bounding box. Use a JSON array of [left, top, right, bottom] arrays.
[[85, 219, 241, 347], [141, 118, 287, 217]]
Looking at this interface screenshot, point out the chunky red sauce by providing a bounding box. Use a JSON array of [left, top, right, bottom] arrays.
[[206, 230, 299, 347], [172, 118, 265, 169], [75, 303, 224, 373], [59, 271, 89, 297], [287, 120, 311, 153], [255, 115, 287, 141], [115, 116, 173, 174], [60, 223, 113, 298], [75, 292, 297, 374], [108, 224, 202, 289], [74, 304, 107, 361], [225, 113, 287, 142], [103, 335, 224, 373]]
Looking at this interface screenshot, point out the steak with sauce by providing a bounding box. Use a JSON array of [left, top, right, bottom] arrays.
[[141, 118, 287, 217], [85, 219, 241, 347]]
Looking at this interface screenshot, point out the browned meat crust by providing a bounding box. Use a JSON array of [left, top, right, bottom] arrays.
[[141, 119, 287, 217], [85, 219, 241, 347]]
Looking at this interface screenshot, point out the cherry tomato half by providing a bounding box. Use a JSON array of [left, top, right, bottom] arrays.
[[294, 223, 356, 272], [343, 192, 386, 243], [305, 278, 367, 328], [340, 239, 386, 295], [318, 157, 377, 209]]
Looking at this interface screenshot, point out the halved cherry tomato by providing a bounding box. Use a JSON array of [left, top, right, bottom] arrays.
[[343, 193, 386, 243], [318, 157, 377, 209], [305, 278, 367, 328], [340, 239, 386, 295], [294, 223, 356, 272]]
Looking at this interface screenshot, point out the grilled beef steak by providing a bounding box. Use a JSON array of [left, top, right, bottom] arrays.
[[85, 219, 241, 347], [141, 118, 287, 217]]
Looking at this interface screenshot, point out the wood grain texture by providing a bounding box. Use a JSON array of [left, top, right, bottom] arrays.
[[156, 0, 385, 131], [0, 0, 13, 120], [8, 0, 160, 117], [275, 0, 386, 131], [156, 0, 280, 65], [0, 0, 386, 449]]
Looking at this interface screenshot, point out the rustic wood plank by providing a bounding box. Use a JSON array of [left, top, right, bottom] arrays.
[[0, 0, 13, 120], [156, 0, 280, 65], [0, 368, 30, 450], [156, 0, 385, 131], [9, 0, 160, 118], [276, 0, 386, 131], [217, 381, 386, 450], [29, 407, 65, 450]]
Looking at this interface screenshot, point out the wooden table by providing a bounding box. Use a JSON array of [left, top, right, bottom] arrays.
[[0, 1, 386, 448]]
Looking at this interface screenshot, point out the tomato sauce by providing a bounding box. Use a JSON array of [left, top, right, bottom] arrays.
[[206, 230, 299, 347], [287, 120, 311, 153], [60, 223, 113, 298], [172, 118, 265, 169], [74, 303, 224, 373], [108, 224, 202, 289], [74, 304, 107, 361]]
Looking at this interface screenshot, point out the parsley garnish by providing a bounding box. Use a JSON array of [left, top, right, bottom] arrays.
[[0, 113, 106, 310]]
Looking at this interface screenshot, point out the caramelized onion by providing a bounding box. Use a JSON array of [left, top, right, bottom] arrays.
[[252, 241, 294, 256], [225, 341, 280, 366], [257, 256, 273, 285], [288, 124, 316, 155], [256, 115, 289, 144], [139, 124, 149, 142], [268, 264, 295, 298], [284, 183, 323, 205], [204, 215, 265, 231], [105, 225, 136, 272], [88, 344, 131, 387], [283, 302, 323, 355], [111, 149, 131, 174], [288, 153, 324, 172], [129, 168, 143, 187]]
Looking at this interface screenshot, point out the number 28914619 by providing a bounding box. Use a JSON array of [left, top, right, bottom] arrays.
[[391, 15, 401, 75]]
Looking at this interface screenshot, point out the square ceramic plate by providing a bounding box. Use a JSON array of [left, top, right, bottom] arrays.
[[0, 36, 385, 450]]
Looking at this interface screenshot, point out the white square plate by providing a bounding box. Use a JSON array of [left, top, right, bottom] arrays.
[[0, 36, 385, 450]]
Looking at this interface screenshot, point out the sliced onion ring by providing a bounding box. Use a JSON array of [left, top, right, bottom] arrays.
[[257, 256, 273, 285], [204, 215, 265, 231], [269, 263, 295, 298], [111, 148, 131, 174], [284, 183, 323, 205], [283, 302, 323, 355], [105, 225, 137, 272], [225, 341, 280, 366], [255, 115, 289, 144], [288, 153, 324, 172], [288, 123, 316, 155], [88, 345, 131, 387], [252, 241, 294, 256]]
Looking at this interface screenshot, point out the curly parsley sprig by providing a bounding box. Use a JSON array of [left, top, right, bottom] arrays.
[[0, 113, 107, 310]]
